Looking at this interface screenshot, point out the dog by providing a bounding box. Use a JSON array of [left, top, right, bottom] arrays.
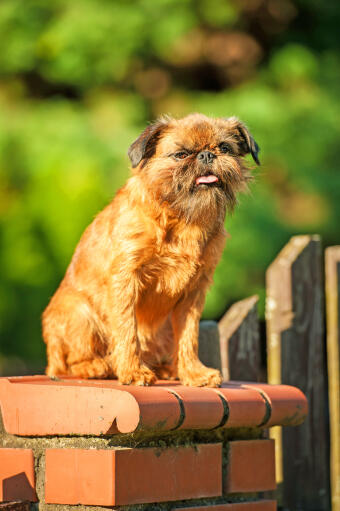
[[42, 113, 259, 387]]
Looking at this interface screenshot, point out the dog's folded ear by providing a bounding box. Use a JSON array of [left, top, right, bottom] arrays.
[[128, 118, 169, 168], [224, 117, 260, 165]]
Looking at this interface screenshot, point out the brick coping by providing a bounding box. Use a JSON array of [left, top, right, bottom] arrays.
[[0, 376, 307, 436]]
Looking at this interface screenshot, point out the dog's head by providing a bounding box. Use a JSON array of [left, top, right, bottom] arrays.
[[128, 113, 260, 223]]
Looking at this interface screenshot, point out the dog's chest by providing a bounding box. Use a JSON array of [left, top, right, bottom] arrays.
[[136, 239, 203, 325], [143, 228, 207, 298]]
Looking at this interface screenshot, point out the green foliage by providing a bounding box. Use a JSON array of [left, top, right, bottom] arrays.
[[0, 0, 340, 368]]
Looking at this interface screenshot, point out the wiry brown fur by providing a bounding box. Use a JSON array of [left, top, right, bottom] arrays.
[[42, 113, 259, 386]]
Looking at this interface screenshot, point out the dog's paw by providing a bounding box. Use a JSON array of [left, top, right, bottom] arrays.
[[119, 364, 157, 386], [180, 365, 222, 388]]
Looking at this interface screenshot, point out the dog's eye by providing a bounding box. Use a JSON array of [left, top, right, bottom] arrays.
[[174, 151, 188, 160], [219, 142, 232, 154]]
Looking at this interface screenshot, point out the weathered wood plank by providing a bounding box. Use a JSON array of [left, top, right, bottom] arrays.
[[266, 235, 330, 510], [198, 320, 222, 372], [218, 295, 261, 382], [325, 246, 340, 511]]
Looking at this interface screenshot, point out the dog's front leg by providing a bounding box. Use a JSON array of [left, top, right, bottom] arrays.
[[108, 275, 156, 386], [171, 278, 222, 387]]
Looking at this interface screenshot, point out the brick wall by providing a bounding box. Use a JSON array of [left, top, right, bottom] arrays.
[[0, 376, 307, 510]]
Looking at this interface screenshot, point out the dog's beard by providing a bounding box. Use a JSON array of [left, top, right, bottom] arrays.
[[143, 157, 251, 225]]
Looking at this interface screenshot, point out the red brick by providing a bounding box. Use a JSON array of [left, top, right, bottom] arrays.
[[165, 386, 225, 429], [0, 449, 37, 502], [217, 385, 267, 427], [0, 376, 308, 436], [45, 444, 222, 506], [241, 382, 308, 427], [0, 377, 180, 435], [173, 501, 276, 511], [225, 440, 276, 493]]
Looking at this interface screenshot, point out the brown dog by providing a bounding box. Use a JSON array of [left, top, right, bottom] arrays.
[[42, 113, 259, 387]]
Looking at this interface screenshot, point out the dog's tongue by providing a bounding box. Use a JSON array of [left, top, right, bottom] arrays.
[[196, 175, 219, 185]]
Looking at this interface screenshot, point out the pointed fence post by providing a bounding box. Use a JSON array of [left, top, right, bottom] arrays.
[[266, 235, 330, 510], [198, 320, 222, 372], [325, 247, 340, 511], [218, 295, 262, 382]]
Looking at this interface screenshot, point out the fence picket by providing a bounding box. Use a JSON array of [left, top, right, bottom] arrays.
[[266, 235, 330, 510], [325, 247, 340, 511], [198, 320, 222, 371], [218, 295, 261, 382]]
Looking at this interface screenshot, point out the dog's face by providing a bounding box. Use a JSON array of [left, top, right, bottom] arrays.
[[128, 114, 260, 223]]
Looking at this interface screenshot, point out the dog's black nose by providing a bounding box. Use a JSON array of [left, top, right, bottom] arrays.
[[197, 150, 216, 164]]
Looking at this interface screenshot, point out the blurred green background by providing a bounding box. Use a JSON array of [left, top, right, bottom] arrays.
[[0, 0, 339, 374]]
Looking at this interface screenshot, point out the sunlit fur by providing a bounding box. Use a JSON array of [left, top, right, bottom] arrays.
[[139, 114, 252, 227], [42, 113, 258, 387]]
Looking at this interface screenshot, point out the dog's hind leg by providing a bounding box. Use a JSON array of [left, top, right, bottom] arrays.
[[68, 357, 112, 379], [43, 288, 113, 379], [45, 335, 68, 376], [65, 300, 113, 379]]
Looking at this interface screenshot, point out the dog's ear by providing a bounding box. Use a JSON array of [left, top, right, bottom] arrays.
[[128, 119, 168, 168], [224, 117, 260, 165]]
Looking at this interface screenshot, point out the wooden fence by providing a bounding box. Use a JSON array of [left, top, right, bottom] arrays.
[[199, 235, 340, 511]]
